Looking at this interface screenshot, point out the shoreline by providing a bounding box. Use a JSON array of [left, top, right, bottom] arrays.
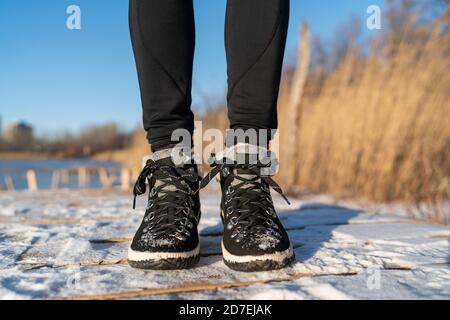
[[0, 151, 67, 160], [0, 151, 123, 162]]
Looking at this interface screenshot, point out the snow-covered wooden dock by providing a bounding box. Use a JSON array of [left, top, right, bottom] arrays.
[[0, 189, 449, 299]]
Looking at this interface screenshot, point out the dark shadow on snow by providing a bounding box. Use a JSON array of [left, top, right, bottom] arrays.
[[199, 202, 363, 266]]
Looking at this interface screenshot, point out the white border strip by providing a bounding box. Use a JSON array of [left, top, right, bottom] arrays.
[[128, 244, 200, 261], [222, 242, 294, 263]]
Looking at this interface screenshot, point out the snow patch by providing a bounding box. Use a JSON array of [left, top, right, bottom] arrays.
[[256, 233, 281, 250], [297, 278, 353, 300]]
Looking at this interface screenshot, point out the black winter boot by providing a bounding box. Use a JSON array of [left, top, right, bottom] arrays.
[[200, 144, 294, 272], [128, 148, 201, 270]]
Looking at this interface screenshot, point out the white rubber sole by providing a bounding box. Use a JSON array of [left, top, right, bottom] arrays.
[[128, 244, 200, 262], [221, 242, 294, 264]]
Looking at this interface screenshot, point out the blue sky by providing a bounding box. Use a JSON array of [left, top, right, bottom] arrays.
[[0, 0, 384, 136]]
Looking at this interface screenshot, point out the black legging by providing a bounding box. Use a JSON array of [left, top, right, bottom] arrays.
[[129, 0, 290, 149]]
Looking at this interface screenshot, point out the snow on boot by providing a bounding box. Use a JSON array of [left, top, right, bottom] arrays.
[[128, 148, 201, 270], [200, 143, 294, 272]]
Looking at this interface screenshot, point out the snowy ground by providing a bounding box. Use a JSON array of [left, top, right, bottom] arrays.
[[0, 186, 449, 300]]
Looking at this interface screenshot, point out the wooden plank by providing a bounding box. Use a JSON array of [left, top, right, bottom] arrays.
[[5, 176, 15, 191], [89, 238, 131, 244], [51, 171, 60, 190], [57, 259, 127, 268], [121, 169, 131, 191], [26, 170, 38, 192], [0, 216, 127, 225], [78, 167, 89, 189], [18, 252, 222, 270], [19, 259, 127, 271], [99, 168, 115, 190], [65, 271, 358, 300]]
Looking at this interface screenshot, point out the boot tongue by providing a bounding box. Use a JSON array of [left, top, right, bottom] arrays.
[[147, 147, 193, 192], [231, 177, 262, 191], [231, 168, 262, 190], [230, 151, 263, 189], [153, 159, 177, 192]]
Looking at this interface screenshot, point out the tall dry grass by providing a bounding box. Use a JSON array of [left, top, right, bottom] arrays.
[[195, 3, 450, 222], [276, 5, 450, 222]]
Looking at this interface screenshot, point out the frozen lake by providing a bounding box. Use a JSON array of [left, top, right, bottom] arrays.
[[0, 159, 122, 191]]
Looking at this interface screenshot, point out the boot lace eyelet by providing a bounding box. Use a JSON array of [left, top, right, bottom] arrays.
[[266, 207, 276, 218], [272, 230, 281, 238], [143, 223, 154, 234], [144, 212, 155, 223], [264, 219, 273, 227], [174, 233, 186, 241], [180, 217, 189, 226]]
